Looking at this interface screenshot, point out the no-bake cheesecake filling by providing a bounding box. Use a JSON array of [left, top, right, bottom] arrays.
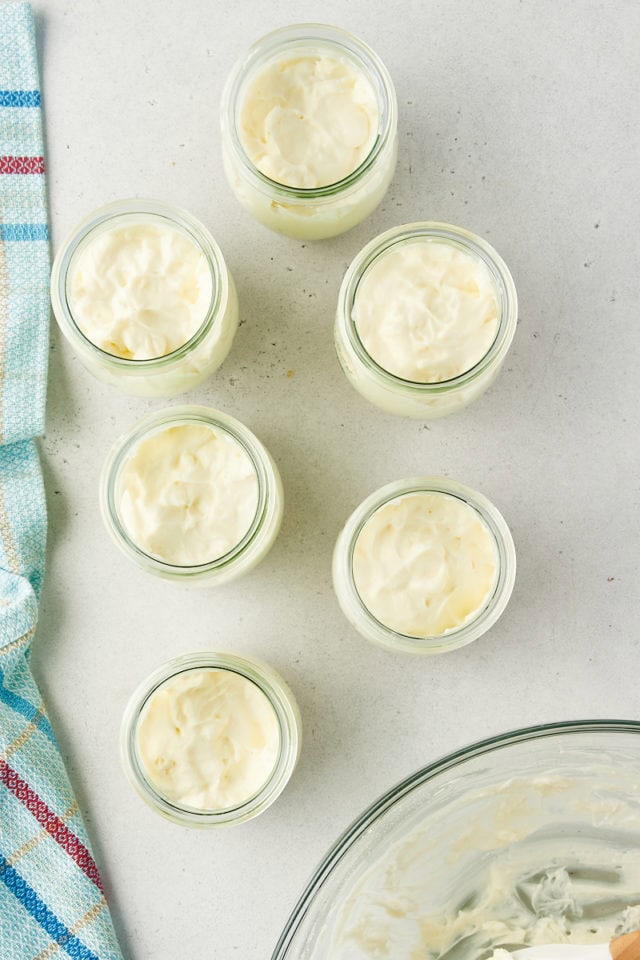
[[352, 491, 498, 638], [116, 421, 259, 567], [66, 220, 213, 360], [352, 237, 500, 383], [238, 53, 379, 189], [137, 667, 281, 811]]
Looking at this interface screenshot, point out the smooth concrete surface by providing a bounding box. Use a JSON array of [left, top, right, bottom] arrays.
[[25, 0, 640, 956]]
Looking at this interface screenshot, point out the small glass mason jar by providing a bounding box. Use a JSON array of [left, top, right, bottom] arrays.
[[121, 652, 302, 827], [100, 405, 283, 585], [335, 222, 518, 418], [332, 477, 516, 655], [220, 24, 398, 241], [50, 199, 239, 398]]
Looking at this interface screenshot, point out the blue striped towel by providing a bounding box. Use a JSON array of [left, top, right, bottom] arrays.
[[0, 5, 125, 958]]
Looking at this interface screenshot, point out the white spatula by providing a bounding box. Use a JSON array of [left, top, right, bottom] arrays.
[[510, 932, 640, 960]]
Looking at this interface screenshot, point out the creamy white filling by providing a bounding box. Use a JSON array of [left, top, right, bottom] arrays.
[[117, 422, 259, 566], [67, 222, 213, 360], [352, 491, 497, 637], [353, 239, 499, 382], [137, 668, 280, 810], [239, 54, 379, 189]]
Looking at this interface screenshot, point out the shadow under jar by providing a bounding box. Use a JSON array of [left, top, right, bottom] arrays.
[[121, 652, 302, 827], [332, 477, 516, 655], [50, 199, 238, 397], [335, 222, 518, 418], [220, 24, 398, 240], [100, 406, 283, 585]]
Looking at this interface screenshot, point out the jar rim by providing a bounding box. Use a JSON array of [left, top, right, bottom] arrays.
[[120, 652, 301, 826], [220, 23, 398, 202], [333, 477, 516, 654], [337, 222, 518, 394], [100, 406, 275, 577], [50, 199, 227, 371]]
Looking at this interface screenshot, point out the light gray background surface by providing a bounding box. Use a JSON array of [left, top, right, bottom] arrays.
[[27, 0, 640, 956]]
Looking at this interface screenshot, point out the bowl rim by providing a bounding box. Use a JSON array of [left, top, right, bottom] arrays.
[[271, 718, 640, 959]]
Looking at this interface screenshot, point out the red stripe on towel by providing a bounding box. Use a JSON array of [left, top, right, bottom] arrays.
[[0, 156, 45, 174], [0, 758, 104, 893]]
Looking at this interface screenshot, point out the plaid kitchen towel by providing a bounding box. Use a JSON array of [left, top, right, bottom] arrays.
[[0, 5, 124, 958]]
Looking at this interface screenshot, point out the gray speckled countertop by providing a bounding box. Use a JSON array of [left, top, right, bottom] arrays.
[[29, 0, 640, 956]]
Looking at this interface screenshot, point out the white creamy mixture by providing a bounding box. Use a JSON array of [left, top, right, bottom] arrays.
[[239, 54, 379, 188], [117, 423, 259, 566], [67, 222, 213, 360], [332, 773, 640, 960], [353, 239, 499, 382], [137, 668, 280, 810], [352, 492, 497, 637]]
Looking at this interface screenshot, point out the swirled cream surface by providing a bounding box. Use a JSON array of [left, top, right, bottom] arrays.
[[137, 668, 280, 810], [239, 54, 379, 188], [353, 239, 499, 382], [67, 222, 213, 360], [117, 423, 259, 566], [352, 492, 497, 637]]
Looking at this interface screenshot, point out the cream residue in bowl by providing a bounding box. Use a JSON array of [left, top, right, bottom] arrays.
[[332, 772, 640, 960]]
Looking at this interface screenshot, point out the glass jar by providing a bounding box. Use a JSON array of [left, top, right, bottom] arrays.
[[100, 405, 283, 585], [121, 651, 302, 827], [50, 199, 239, 397], [332, 477, 516, 654], [220, 24, 398, 240], [335, 222, 518, 418]]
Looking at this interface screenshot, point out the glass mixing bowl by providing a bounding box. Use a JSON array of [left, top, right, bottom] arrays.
[[272, 721, 640, 960]]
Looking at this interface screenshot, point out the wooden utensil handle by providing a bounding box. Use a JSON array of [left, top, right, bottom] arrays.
[[611, 932, 640, 960]]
